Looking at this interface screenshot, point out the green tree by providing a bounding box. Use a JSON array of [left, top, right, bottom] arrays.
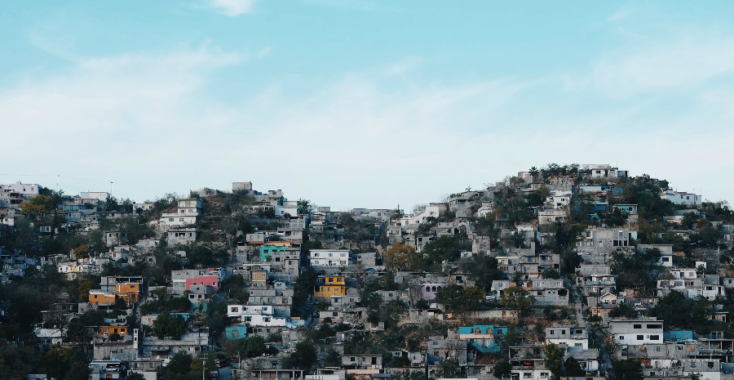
[[681, 212, 699, 230], [542, 343, 565, 378], [238, 336, 267, 358], [542, 269, 560, 279], [500, 286, 535, 316], [493, 360, 511, 378], [153, 312, 186, 340], [325, 348, 341, 367], [564, 356, 583, 376], [286, 341, 318, 369], [128, 373, 146, 380], [612, 360, 643, 380], [165, 351, 193, 379]]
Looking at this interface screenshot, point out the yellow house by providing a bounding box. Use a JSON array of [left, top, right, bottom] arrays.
[[89, 290, 116, 305], [266, 241, 291, 248], [314, 276, 346, 298], [115, 283, 141, 303], [98, 326, 128, 336]]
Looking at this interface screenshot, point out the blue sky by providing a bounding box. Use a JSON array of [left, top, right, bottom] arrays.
[[1, 1, 734, 210]]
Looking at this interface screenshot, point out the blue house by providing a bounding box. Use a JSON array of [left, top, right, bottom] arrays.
[[664, 331, 694, 341], [225, 325, 248, 340], [458, 325, 507, 353], [260, 245, 286, 262]]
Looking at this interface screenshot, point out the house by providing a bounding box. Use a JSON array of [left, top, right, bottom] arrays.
[[132, 202, 154, 212], [104, 231, 129, 247], [261, 245, 287, 262], [171, 268, 224, 295], [89, 290, 116, 305], [252, 270, 268, 287], [528, 279, 569, 306], [608, 318, 663, 346], [141, 328, 210, 359], [660, 190, 702, 206], [458, 325, 506, 353], [80, 192, 110, 202], [167, 228, 198, 245], [233, 182, 253, 191], [342, 355, 383, 369], [538, 209, 567, 225], [309, 249, 351, 267], [314, 276, 346, 298], [399, 205, 442, 226], [545, 325, 588, 350], [581, 164, 629, 178], [421, 282, 447, 301]]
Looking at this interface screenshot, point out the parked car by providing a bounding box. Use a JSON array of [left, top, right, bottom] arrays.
[[216, 359, 229, 368]]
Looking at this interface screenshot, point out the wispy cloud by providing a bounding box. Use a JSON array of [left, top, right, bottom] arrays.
[[206, 0, 258, 16], [386, 57, 423, 76]]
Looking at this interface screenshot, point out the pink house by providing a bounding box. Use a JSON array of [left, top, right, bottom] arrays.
[[185, 275, 219, 291]]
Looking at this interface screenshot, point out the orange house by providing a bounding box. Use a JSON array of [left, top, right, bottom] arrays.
[[115, 283, 141, 303], [98, 326, 128, 336], [89, 290, 116, 305]]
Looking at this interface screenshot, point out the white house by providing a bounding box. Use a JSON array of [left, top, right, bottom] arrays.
[[660, 190, 702, 206], [608, 318, 663, 346], [80, 192, 110, 202], [545, 325, 588, 349], [275, 201, 299, 218], [399, 205, 441, 226], [309, 249, 351, 267]]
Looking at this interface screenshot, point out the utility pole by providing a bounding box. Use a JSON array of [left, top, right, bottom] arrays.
[[202, 358, 205, 380]]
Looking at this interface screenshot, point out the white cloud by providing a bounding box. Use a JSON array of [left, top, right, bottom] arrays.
[[1, 41, 734, 208], [207, 0, 258, 16], [591, 37, 734, 97], [386, 57, 423, 76]]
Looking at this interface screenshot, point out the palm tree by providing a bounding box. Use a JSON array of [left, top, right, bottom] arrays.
[[529, 166, 539, 181]]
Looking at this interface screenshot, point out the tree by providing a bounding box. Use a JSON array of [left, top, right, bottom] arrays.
[[500, 286, 535, 316], [19, 195, 54, 216], [74, 245, 91, 259], [287, 341, 318, 369], [109, 333, 122, 341], [238, 336, 267, 358], [325, 348, 341, 367], [696, 218, 713, 230], [542, 343, 565, 378], [612, 360, 643, 380], [529, 167, 540, 181], [493, 359, 511, 378], [681, 212, 699, 230], [564, 356, 583, 376], [542, 269, 560, 279], [415, 299, 430, 310], [153, 312, 186, 340], [166, 351, 193, 379], [128, 373, 146, 380], [39, 344, 77, 380], [385, 243, 420, 271]]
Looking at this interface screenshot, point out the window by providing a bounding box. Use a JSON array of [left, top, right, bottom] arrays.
[[633, 324, 642, 329], [647, 324, 662, 329], [550, 330, 554, 335], [637, 335, 644, 340]]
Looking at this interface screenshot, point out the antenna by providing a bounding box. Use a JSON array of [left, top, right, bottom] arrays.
[[110, 182, 113, 197]]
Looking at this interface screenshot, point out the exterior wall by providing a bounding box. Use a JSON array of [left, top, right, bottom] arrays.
[[315, 276, 346, 298], [115, 283, 141, 302], [80, 192, 110, 201], [90, 291, 116, 305], [225, 325, 248, 339], [99, 326, 128, 336], [310, 250, 351, 267], [610, 320, 664, 346], [261, 245, 286, 261], [233, 182, 253, 191], [399, 206, 441, 226], [185, 276, 219, 291], [459, 325, 507, 353], [421, 283, 447, 300], [660, 190, 703, 206]]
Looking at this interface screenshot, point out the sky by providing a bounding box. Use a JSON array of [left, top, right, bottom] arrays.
[[2, 1, 734, 211]]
